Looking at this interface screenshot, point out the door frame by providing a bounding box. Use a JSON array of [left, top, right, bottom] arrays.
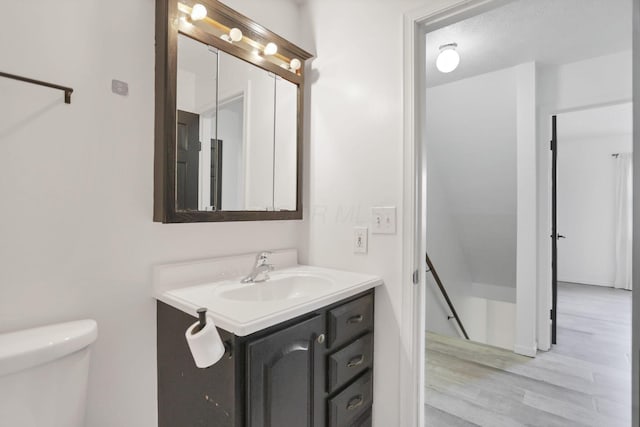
[[633, 3, 639, 424], [400, 1, 514, 426], [538, 100, 633, 352], [401, 1, 639, 426], [551, 115, 558, 345]]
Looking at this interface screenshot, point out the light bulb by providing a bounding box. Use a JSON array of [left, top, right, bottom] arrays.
[[264, 42, 278, 56], [436, 43, 460, 73], [229, 28, 243, 42], [180, 16, 193, 28], [190, 4, 207, 21], [289, 58, 301, 71], [220, 34, 231, 42]]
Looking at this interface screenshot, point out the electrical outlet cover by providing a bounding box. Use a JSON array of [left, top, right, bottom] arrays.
[[371, 207, 396, 234], [353, 227, 368, 254]]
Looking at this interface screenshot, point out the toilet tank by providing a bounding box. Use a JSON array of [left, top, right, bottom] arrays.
[[0, 320, 98, 427]]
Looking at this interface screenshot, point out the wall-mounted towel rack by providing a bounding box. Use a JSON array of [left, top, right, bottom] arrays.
[[0, 71, 73, 104]]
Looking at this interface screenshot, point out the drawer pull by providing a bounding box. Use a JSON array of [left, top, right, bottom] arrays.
[[347, 395, 364, 411], [347, 314, 364, 324], [347, 355, 365, 368]]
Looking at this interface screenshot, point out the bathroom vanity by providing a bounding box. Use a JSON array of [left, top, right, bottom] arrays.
[[158, 290, 374, 427], [154, 250, 381, 427]]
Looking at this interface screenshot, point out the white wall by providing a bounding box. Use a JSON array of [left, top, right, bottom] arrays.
[[0, 1, 305, 427], [219, 99, 245, 210], [176, 69, 196, 111], [426, 66, 518, 291], [539, 51, 633, 111], [425, 61, 538, 354], [536, 50, 632, 350], [425, 157, 474, 338], [557, 119, 632, 286], [218, 53, 277, 210], [300, 1, 465, 424], [274, 78, 298, 211], [424, 65, 520, 349], [465, 297, 516, 349], [514, 61, 538, 357]]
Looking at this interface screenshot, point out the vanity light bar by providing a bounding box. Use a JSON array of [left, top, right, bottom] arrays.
[[177, 2, 302, 73]]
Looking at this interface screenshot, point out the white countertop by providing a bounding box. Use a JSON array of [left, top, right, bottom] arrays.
[[154, 264, 382, 336]]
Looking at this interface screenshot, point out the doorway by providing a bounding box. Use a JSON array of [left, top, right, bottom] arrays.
[[550, 104, 633, 391], [405, 0, 636, 425]]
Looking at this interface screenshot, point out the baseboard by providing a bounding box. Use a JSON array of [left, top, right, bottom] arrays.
[[558, 279, 613, 287], [514, 343, 537, 358]]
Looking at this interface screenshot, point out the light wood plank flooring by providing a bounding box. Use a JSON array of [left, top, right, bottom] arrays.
[[425, 282, 632, 426]]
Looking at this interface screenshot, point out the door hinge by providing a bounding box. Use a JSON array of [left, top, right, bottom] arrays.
[[550, 140, 553, 151], [412, 269, 419, 285], [550, 309, 553, 319]]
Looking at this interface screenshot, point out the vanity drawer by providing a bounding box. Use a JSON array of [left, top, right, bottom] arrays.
[[352, 407, 372, 427], [328, 333, 373, 393], [328, 370, 373, 427], [327, 293, 373, 349]]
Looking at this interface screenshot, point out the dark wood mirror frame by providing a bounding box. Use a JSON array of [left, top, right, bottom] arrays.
[[154, 0, 312, 223]]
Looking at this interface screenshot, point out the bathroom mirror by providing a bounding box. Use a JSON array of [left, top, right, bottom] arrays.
[[155, 0, 312, 222]]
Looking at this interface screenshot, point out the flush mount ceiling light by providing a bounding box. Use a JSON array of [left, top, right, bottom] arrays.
[[436, 43, 460, 73]]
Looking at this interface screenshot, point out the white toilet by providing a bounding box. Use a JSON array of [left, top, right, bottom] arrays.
[[0, 319, 98, 427]]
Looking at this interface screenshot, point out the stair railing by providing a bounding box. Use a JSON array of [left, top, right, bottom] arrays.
[[425, 252, 470, 340]]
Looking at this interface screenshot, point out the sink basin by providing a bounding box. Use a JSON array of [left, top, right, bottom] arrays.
[[217, 274, 332, 302], [157, 259, 383, 336]]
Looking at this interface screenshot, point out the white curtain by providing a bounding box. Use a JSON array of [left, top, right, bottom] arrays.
[[613, 153, 633, 290]]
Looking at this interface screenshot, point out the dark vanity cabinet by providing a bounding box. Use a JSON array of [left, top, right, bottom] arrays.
[[157, 290, 375, 427], [246, 315, 326, 427]]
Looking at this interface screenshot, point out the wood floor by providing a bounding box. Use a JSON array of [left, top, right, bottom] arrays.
[[424, 282, 632, 426]]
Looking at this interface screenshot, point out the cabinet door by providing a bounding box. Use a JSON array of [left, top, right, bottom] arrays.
[[247, 315, 325, 427]]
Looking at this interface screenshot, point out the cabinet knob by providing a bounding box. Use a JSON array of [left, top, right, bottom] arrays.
[[317, 334, 325, 344]]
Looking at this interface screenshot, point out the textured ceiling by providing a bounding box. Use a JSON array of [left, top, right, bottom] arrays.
[[426, 0, 632, 87]]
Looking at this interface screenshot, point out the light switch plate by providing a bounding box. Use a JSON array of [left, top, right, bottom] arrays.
[[371, 207, 396, 234], [353, 227, 368, 254]]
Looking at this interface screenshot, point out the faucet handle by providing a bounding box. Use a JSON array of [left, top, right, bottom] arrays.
[[255, 251, 272, 263]]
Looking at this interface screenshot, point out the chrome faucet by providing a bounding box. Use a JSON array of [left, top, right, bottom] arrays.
[[241, 251, 274, 283]]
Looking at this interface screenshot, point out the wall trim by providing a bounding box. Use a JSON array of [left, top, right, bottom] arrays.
[[513, 344, 537, 358], [631, 1, 639, 425], [514, 61, 538, 357]]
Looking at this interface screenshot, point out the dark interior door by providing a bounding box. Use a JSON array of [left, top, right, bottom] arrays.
[[177, 110, 201, 210], [210, 139, 223, 210], [551, 115, 558, 345]]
